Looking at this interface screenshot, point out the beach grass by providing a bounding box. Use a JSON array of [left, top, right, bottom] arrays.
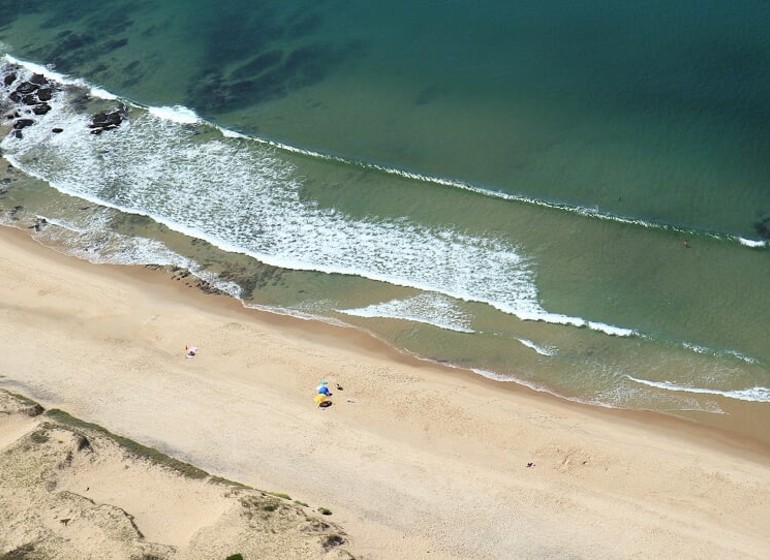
[[45, 408, 210, 480], [0, 542, 36, 560]]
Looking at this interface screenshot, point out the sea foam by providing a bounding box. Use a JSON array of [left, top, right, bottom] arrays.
[[148, 105, 201, 124], [627, 376, 770, 403], [515, 338, 556, 356], [338, 294, 474, 333], [1, 56, 639, 340]]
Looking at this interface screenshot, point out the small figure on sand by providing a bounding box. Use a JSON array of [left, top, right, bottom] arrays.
[[683, 240, 690, 248], [317, 380, 332, 397], [185, 345, 198, 359], [314, 380, 333, 408]]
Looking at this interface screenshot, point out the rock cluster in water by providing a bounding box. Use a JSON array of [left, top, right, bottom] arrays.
[[1, 63, 127, 139], [2, 69, 53, 139], [88, 106, 127, 135]]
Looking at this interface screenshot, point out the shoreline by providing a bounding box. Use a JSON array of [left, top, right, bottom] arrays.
[[4, 224, 767, 462], [2, 224, 770, 558]]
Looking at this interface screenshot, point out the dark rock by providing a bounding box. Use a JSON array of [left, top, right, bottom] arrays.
[[13, 118, 34, 130], [30, 217, 47, 232], [14, 81, 39, 95], [89, 110, 123, 128], [52, 127, 64, 133], [21, 94, 39, 106], [12, 130, 22, 139], [8, 91, 21, 103], [29, 73, 48, 86], [36, 88, 53, 101], [3, 73, 16, 86], [32, 103, 51, 115], [88, 106, 127, 134]]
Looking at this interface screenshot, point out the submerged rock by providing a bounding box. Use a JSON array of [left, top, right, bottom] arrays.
[[14, 81, 39, 95], [89, 111, 123, 128], [12, 118, 34, 130], [88, 105, 127, 134], [755, 217, 770, 239], [32, 103, 51, 115], [29, 73, 48, 86]]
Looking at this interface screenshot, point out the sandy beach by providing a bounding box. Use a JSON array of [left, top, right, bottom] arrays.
[[1, 225, 770, 559]]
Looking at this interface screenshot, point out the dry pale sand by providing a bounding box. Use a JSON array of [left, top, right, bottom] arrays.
[[1, 226, 770, 559]]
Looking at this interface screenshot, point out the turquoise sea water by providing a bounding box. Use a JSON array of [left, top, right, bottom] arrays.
[[1, 1, 769, 439]]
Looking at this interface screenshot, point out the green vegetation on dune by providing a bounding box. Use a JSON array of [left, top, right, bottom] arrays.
[[45, 408, 210, 480]]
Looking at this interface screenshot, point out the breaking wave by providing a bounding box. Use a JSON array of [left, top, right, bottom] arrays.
[[627, 376, 770, 403], [0, 55, 639, 339]]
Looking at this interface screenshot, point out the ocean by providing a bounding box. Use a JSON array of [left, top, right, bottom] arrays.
[[1, 1, 769, 443]]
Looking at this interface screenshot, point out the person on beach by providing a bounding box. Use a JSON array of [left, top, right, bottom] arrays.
[[185, 345, 198, 358], [314, 381, 333, 407], [316, 380, 332, 397]]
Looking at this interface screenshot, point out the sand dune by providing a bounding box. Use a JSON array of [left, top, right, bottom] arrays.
[[1, 226, 770, 559], [0, 391, 354, 559]]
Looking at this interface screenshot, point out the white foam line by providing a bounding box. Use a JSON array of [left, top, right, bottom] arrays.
[[148, 105, 201, 124], [33, 215, 86, 233], [336, 294, 475, 334], [513, 309, 636, 337], [3, 54, 118, 100], [627, 376, 770, 403], [0, 65, 660, 341], [219, 127, 249, 139], [244, 302, 354, 327], [3, 55, 200, 126], [682, 342, 709, 354], [215, 125, 749, 243], [471, 368, 620, 408], [516, 338, 556, 356], [2, 126, 640, 342], [680, 341, 760, 364], [737, 237, 768, 248], [725, 350, 759, 365], [6, 53, 758, 248]]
